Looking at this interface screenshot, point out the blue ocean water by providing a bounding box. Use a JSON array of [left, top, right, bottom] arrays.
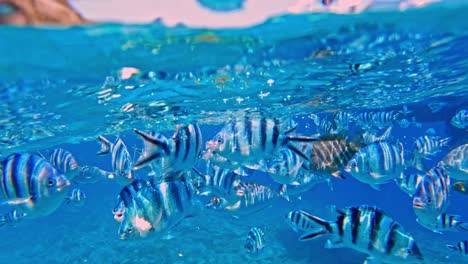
[[0, 2, 467, 264]]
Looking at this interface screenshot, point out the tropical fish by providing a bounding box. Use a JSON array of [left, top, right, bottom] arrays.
[[114, 174, 200, 239], [191, 164, 242, 203], [280, 171, 332, 196], [0, 153, 71, 218], [245, 227, 265, 254], [66, 188, 86, 207], [0, 209, 26, 228], [305, 135, 360, 179], [418, 213, 468, 233], [354, 111, 399, 130], [291, 206, 423, 264], [345, 142, 405, 190], [73, 165, 110, 184], [333, 111, 353, 132], [360, 126, 393, 145], [205, 182, 285, 215], [133, 123, 203, 175], [450, 109, 468, 129], [48, 148, 80, 180], [204, 115, 317, 169], [97, 135, 134, 186], [411, 135, 450, 159], [438, 144, 468, 181], [413, 167, 450, 228], [447, 240, 468, 256]]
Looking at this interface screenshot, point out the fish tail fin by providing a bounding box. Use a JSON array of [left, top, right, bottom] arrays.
[[278, 184, 290, 202], [97, 136, 112, 155], [133, 129, 166, 170], [440, 137, 451, 149]]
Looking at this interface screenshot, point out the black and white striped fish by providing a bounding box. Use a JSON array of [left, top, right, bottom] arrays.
[[0, 153, 71, 218], [291, 206, 423, 264], [286, 210, 321, 233], [192, 164, 242, 203], [345, 142, 405, 190], [204, 115, 317, 169], [245, 227, 265, 254], [354, 111, 399, 130], [426, 213, 468, 233], [66, 188, 86, 207], [205, 182, 285, 215], [49, 148, 80, 180], [97, 135, 134, 186], [114, 174, 200, 239], [133, 123, 202, 175], [0, 209, 26, 228], [447, 240, 468, 256], [412, 135, 450, 159], [450, 109, 468, 130], [413, 167, 450, 228]]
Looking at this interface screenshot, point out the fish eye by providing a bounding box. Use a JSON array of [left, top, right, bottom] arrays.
[[48, 179, 56, 186], [217, 136, 224, 144], [127, 227, 133, 233], [406, 249, 413, 255], [426, 198, 432, 204], [352, 162, 357, 168]]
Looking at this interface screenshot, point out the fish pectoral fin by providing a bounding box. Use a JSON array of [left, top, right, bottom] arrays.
[[331, 171, 345, 179], [1, 197, 32, 206], [325, 239, 344, 249], [368, 171, 386, 179], [299, 228, 327, 241], [363, 256, 383, 264]]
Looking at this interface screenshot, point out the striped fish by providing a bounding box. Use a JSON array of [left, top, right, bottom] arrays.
[[97, 135, 134, 186], [133, 123, 202, 175], [266, 147, 304, 184], [73, 165, 110, 184], [293, 205, 423, 264], [354, 111, 399, 130], [0, 153, 71, 218], [412, 135, 450, 159], [192, 164, 241, 203], [427, 213, 468, 233], [286, 210, 321, 233], [450, 109, 468, 130], [413, 167, 450, 227], [49, 148, 80, 180], [114, 174, 200, 239], [65, 188, 86, 207], [245, 227, 265, 254], [0, 209, 26, 228], [307, 135, 360, 179], [395, 167, 425, 196], [204, 115, 317, 169], [345, 142, 405, 190], [205, 182, 285, 215], [333, 111, 353, 132], [438, 143, 468, 181], [447, 240, 468, 256]]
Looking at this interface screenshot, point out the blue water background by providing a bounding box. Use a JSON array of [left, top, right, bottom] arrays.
[[0, 2, 467, 264]]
